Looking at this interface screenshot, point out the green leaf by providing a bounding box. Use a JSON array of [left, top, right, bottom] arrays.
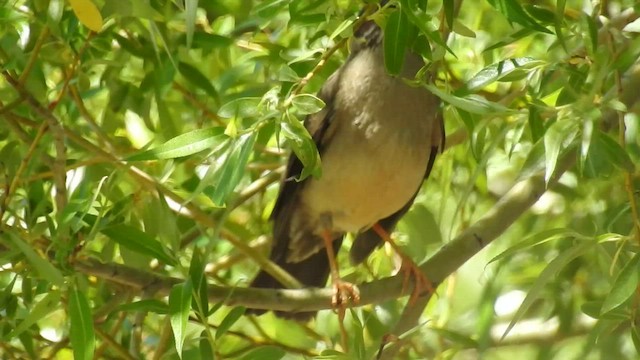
[[424, 84, 512, 115], [116, 299, 169, 314], [102, 224, 177, 266], [543, 120, 577, 185], [217, 97, 262, 118], [178, 62, 219, 99], [466, 57, 545, 91], [384, 9, 409, 76], [487, 228, 584, 265], [170, 280, 193, 359], [487, 0, 552, 34], [502, 241, 592, 339], [601, 253, 640, 315], [210, 132, 256, 205], [216, 307, 245, 340], [68, 288, 95, 360], [184, 0, 197, 48], [6, 233, 64, 287], [126, 127, 227, 161], [69, 0, 103, 32], [7, 290, 61, 339], [594, 130, 636, 172], [281, 113, 321, 179], [239, 346, 285, 360], [291, 94, 325, 115]]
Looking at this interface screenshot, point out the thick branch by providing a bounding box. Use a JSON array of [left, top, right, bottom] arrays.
[[378, 155, 576, 359]]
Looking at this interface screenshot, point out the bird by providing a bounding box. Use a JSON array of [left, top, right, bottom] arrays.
[[249, 11, 445, 321]]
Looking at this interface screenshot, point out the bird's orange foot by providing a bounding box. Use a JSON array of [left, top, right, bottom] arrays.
[[399, 256, 434, 305], [331, 279, 361, 308]]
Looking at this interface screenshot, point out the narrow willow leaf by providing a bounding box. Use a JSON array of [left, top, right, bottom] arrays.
[[281, 113, 321, 179], [68, 289, 95, 360], [487, 228, 583, 265], [199, 329, 215, 359], [424, 84, 512, 115], [178, 62, 218, 99], [502, 241, 592, 339], [487, 0, 551, 34], [543, 120, 577, 185], [601, 253, 640, 315], [127, 127, 226, 161], [68, 0, 103, 32], [210, 132, 256, 205], [170, 280, 193, 359], [8, 290, 61, 339], [595, 130, 636, 172], [184, 0, 197, 48], [102, 224, 177, 266], [217, 97, 262, 118], [116, 299, 169, 314], [215, 307, 245, 340], [239, 346, 285, 360], [291, 94, 325, 115], [384, 9, 409, 76], [6, 233, 64, 286], [467, 57, 544, 91]]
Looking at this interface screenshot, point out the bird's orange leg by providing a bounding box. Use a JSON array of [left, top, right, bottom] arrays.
[[322, 230, 360, 351], [372, 223, 434, 304]]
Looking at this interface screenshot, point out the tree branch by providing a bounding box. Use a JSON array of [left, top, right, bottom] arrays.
[[74, 152, 575, 318]]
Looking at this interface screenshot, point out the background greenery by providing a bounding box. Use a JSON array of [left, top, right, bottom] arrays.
[[1, 0, 639, 359]]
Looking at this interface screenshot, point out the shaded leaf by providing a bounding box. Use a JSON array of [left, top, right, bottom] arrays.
[[178, 62, 219, 99], [6, 233, 64, 286], [281, 113, 321, 179], [102, 224, 177, 266], [68, 289, 95, 360], [383, 9, 409, 76], [240, 346, 285, 360]]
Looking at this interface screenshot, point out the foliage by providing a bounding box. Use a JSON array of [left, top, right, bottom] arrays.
[[0, 0, 639, 359]]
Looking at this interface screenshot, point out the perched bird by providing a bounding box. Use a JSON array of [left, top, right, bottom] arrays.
[[250, 14, 444, 320]]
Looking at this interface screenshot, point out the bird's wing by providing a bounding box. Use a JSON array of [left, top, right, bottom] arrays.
[[268, 70, 343, 260]]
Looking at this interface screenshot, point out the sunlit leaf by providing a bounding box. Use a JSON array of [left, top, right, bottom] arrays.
[[8, 290, 61, 339], [216, 307, 245, 340], [210, 132, 257, 205], [291, 94, 325, 115], [601, 253, 640, 315], [127, 127, 227, 161], [68, 0, 103, 32], [170, 280, 193, 359]]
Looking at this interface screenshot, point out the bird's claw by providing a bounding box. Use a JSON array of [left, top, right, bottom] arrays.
[[399, 258, 434, 305], [332, 280, 360, 308]]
